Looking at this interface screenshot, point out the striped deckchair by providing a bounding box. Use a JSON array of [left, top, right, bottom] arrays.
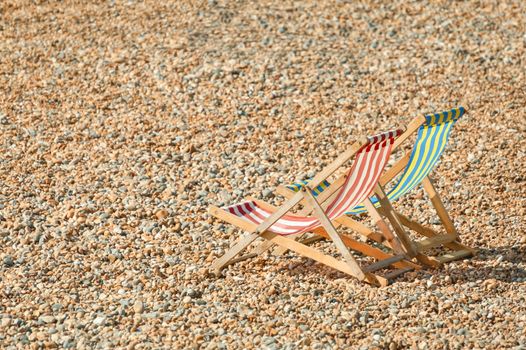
[[209, 130, 421, 286], [276, 107, 476, 266]]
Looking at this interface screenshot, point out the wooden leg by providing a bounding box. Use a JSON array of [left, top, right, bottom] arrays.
[[272, 232, 310, 256], [422, 176, 459, 238], [259, 230, 384, 285], [299, 234, 325, 245], [375, 207, 476, 267], [274, 211, 386, 255], [272, 176, 347, 255], [259, 174, 360, 256], [363, 198, 406, 256], [249, 239, 275, 255], [209, 191, 305, 274], [303, 187, 366, 280], [210, 204, 416, 284], [212, 205, 379, 283], [229, 192, 304, 257], [391, 210, 476, 254], [313, 227, 420, 270], [335, 216, 386, 243], [373, 184, 418, 257]]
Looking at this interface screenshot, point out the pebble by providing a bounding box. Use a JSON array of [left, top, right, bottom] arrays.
[[93, 316, 107, 326], [3, 255, 14, 267], [1, 318, 12, 328], [262, 189, 274, 199], [185, 289, 200, 298], [155, 209, 169, 220], [133, 301, 144, 314], [39, 315, 55, 324]]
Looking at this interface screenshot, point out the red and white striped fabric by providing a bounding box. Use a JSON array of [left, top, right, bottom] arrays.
[[223, 129, 403, 236]]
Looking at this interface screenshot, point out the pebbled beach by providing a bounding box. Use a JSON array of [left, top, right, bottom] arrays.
[[0, 0, 525, 348]]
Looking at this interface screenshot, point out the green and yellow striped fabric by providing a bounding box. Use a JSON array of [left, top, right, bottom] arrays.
[[286, 179, 331, 197]]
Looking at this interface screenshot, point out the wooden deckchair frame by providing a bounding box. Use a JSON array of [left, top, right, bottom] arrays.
[[272, 112, 476, 267], [209, 137, 420, 286]]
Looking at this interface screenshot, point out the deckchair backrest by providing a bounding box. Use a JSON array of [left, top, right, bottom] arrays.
[[386, 107, 465, 202], [283, 107, 465, 216], [325, 129, 402, 219]]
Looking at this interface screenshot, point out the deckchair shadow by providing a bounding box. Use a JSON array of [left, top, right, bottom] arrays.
[[476, 246, 526, 264]]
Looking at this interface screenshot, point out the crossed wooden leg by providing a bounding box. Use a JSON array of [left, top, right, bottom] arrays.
[[209, 191, 419, 286]]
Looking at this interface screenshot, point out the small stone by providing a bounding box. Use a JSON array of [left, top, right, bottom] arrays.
[[142, 312, 159, 319], [18, 334, 30, 345], [426, 280, 434, 288], [456, 328, 467, 335], [155, 209, 169, 220], [93, 315, 107, 326], [262, 189, 273, 198], [185, 288, 200, 298], [3, 255, 14, 267], [39, 315, 55, 324], [389, 342, 398, 350], [1, 318, 11, 328], [133, 301, 144, 314]]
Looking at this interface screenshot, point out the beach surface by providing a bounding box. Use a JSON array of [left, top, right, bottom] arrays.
[[0, 0, 525, 348]]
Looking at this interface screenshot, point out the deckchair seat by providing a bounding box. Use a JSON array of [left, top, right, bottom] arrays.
[[224, 200, 319, 236]]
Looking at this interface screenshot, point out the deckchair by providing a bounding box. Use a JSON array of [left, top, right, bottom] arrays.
[[276, 107, 476, 267], [209, 130, 421, 286]]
